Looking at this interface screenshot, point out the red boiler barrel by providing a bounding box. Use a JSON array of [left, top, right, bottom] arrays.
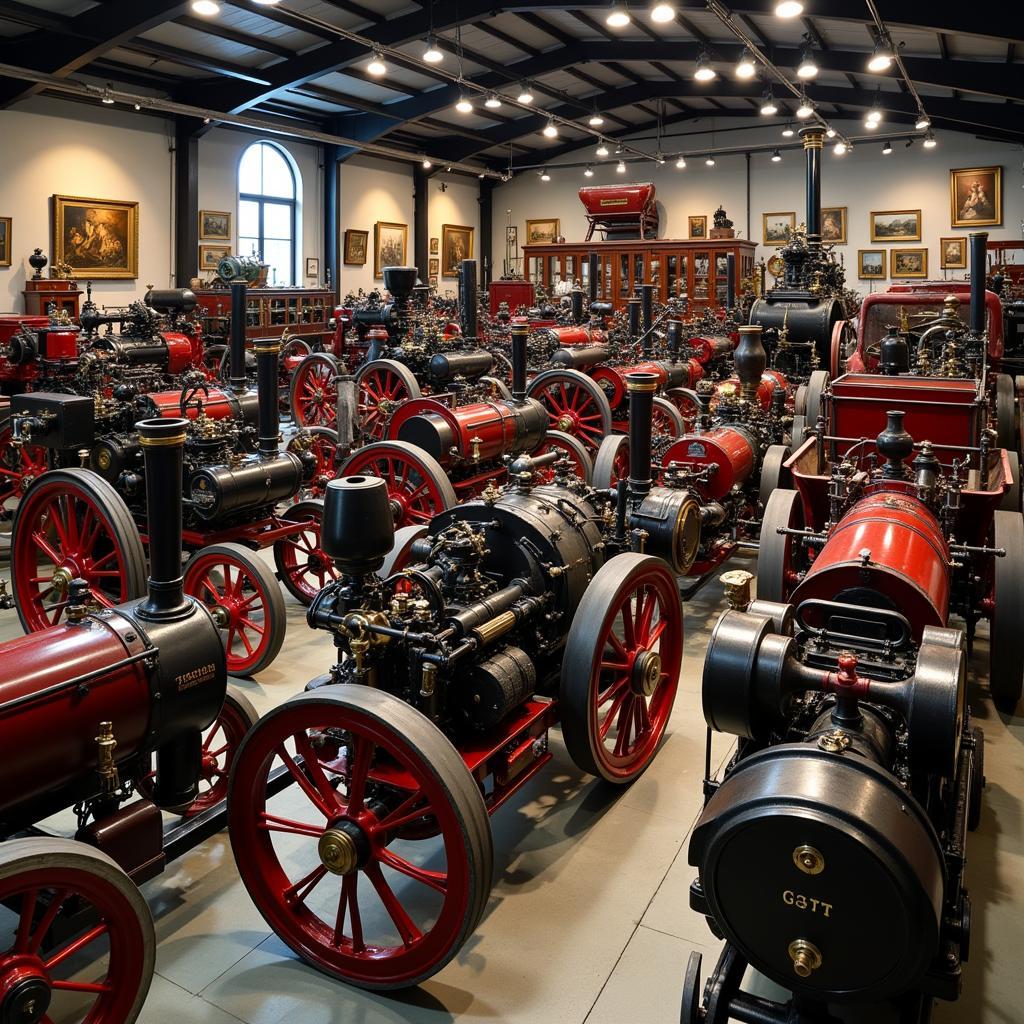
[[716, 373, 781, 411], [0, 615, 153, 815], [145, 387, 247, 421], [660, 426, 756, 500], [162, 331, 199, 375], [791, 490, 949, 640], [689, 334, 735, 367], [593, 361, 671, 409]]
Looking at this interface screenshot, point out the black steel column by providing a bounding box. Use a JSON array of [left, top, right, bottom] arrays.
[[588, 252, 599, 303], [323, 143, 339, 296], [969, 231, 988, 334], [413, 165, 429, 279], [626, 372, 657, 498], [228, 282, 248, 391], [800, 125, 823, 243], [479, 177, 494, 290], [174, 117, 201, 287]]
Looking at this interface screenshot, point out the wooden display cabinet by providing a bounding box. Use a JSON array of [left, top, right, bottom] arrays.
[[193, 287, 337, 343], [23, 279, 82, 319], [521, 238, 757, 311]]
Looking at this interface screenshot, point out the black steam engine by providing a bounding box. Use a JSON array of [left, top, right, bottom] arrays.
[[225, 371, 693, 990]]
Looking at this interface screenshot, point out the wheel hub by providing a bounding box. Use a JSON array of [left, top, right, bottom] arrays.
[[631, 649, 662, 697], [0, 965, 51, 1024], [318, 822, 368, 875], [210, 604, 231, 628], [50, 566, 74, 593], [557, 414, 575, 431]]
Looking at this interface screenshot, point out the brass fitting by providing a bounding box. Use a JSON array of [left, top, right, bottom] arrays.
[[792, 845, 825, 875], [720, 569, 753, 610], [788, 939, 823, 979], [95, 721, 120, 796]]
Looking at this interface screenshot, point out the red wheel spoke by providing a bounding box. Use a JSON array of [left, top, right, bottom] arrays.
[[91, 590, 114, 609], [283, 863, 329, 907], [294, 731, 346, 814], [44, 922, 108, 971], [31, 531, 62, 565], [613, 694, 636, 755], [277, 743, 339, 819], [344, 873, 364, 953], [600, 688, 630, 739], [258, 812, 324, 838], [636, 587, 656, 640], [365, 861, 422, 947], [50, 979, 113, 994], [343, 735, 373, 814], [377, 848, 448, 896], [646, 619, 667, 648], [620, 605, 636, 649], [606, 631, 627, 659], [373, 789, 429, 833], [14, 887, 41, 952], [635, 696, 651, 737]]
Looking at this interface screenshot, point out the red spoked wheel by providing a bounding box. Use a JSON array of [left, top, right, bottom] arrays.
[[652, 396, 685, 438], [355, 360, 422, 440], [756, 488, 806, 604], [227, 686, 493, 990], [290, 353, 340, 428], [183, 542, 286, 677], [664, 388, 702, 433], [136, 684, 260, 817], [0, 422, 49, 516], [290, 427, 339, 500], [10, 469, 147, 634], [560, 553, 682, 783], [273, 500, 339, 605], [593, 434, 629, 491], [531, 430, 594, 484], [526, 369, 613, 454], [340, 442, 456, 528], [0, 838, 155, 1024], [280, 338, 314, 414]]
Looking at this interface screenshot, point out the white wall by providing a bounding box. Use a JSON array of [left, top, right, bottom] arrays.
[[427, 172, 480, 298], [492, 119, 1024, 294], [0, 96, 174, 310]]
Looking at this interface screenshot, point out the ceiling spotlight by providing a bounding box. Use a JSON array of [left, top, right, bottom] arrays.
[[771, 148, 782, 162], [517, 84, 535, 104], [736, 48, 756, 80], [367, 51, 387, 76], [773, 0, 803, 17], [584, 166, 594, 177], [596, 143, 609, 157], [834, 141, 847, 155], [589, 113, 605, 127], [650, 3, 675, 23], [676, 156, 686, 168], [825, 127, 836, 138], [864, 119, 878, 130], [543, 120, 558, 138], [760, 89, 778, 116], [606, 5, 631, 27], [485, 93, 502, 108], [795, 97, 814, 119], [252, 0, 282, 5], [133, 102, 141, 111], [540, 169, 551, 181], [423, 38, 444, 63], [455, 94, 473, 114], [191, 0, 219, 14], [915, 113, 931, 131], [796, 44, 818, 79], [694, 51, 716, 82], [882, 141, 893, 154], [100, 86, 115, 105], [616, 160, 627, 173], [867, 39, 894, 73], [781, 123, 795, 137], [705, 154, 716, 166], [923, 131, 937, 148]]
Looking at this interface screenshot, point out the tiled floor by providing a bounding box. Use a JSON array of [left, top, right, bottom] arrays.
[[0, 548, 1020, 1024]]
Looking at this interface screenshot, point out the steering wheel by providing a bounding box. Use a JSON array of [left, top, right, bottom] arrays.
[[180, 382, 210, 417]]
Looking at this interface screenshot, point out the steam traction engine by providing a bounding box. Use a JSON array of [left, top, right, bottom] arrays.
[[224, 372, 696, 989], [0, 418, 231, 1024], [758, 410, 1022, 708], [682, 559, 981, 1023]]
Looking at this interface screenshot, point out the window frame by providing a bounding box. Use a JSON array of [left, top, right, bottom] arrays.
[[238, 141, 298, 287]]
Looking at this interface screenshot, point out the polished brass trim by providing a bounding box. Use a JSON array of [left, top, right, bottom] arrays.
[[139, 432, 187, 448]]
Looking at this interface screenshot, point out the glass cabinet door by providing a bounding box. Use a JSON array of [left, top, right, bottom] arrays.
[[619, 254, 630, 296], [715, 253, 730, 306], [677, 254, 689, 299], [528, 256, 544, 286], [693, 252, 710, 300]]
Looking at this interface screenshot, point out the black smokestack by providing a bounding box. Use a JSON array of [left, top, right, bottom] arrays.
[[726, 252, 736, 311], [229, 282, 248, 391], [627, 297, 641, 343], [571, 287, 583, 324], [588, 252, 599, 303], [969, 231, 988, 335], [254, 338, 281, 456], [511, 320, 528, 401], [800, 125, 823, 242], [626, 372, 657, 498], [641, 283, 655, 334], [135, 417, 190, 621], [667, 319, 682, 361], [459, 259, 478, 340]]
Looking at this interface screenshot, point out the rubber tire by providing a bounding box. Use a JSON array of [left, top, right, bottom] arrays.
[[756, 488, 804, 604], [680, 951, 703, 1024], [228, 686, 494, 990], [994, 373, 1016, 452], [533, 430, 595, 483], [1000, 450, 1021, 512], [652, 396, 685, 437], [11, 468, 147, 634], [273, 499, 333, 605], [793, 384, 808, 417], [290, 352, 340, 427], [758, 444, 792, 510], [0, 837, 155, 1023], [593, 434, 629, 491], [804, 370, 830, 430], [185, 542, 287, 676], [791, 414, 808, 448], [968, 726, 985, 832], [990, 509, 1024, 710]]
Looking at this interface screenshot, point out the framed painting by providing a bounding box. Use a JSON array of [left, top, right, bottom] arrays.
[[506, 225, 518, 249], [374, 221, 408, 278], [525, 219, 559, 245], [0, 217, 10, 268], [429, 275, 438, 289], [762, 212, 795, 246], [870, 209, 921, 243], [940, 237, 967, 270], [890, 247, 928, 279], [429, 257, 440, 276], [821, 206, 847, 244], [442, 224, 474, 277], [305, 257, 319, 278], [199, 244, 231, 272], [199, 210, 231, 241], [950, 166, 1001, 227], [688, 215, 707, 239], [343, 229, 368, 266], [53, 195, 138, 279], [430, 237, 439, 255], [858, 249, 886, 280]]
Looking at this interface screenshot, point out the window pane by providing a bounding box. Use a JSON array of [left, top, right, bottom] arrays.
[[239, 144, 262, 194], [261, 145, 295, 198], [238, 200, 259, 238], [238, 236, 260, 259], [263, 239, 293, 286], [263, 202, 292, 240]]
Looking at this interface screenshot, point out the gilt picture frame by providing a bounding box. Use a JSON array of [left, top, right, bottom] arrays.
[[53, 194, 138, 279], [343, 229, 368, 266], [688, 215, 707, 239], [858, 249, 886, 280], [374, 221, 408, 278], [199, 210, 231, 241], [870, 209, 922, 243], [762, 212, 795, 246], [0, 217, 10, 268], [890, 247, 928, 279], [940, 237, 967, 270], [950, 166, 1001, 228], [441, 224, 474, 277], [525, 219, 559, 245], [821, 206, 847, 244], [199, 244, 231, 272]]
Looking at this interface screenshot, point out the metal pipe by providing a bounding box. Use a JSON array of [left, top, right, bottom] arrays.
[[641, 283, 655, 338], [254, 338, 282, 456], [801, 126, 823, 242], [627, 297, 641, 344], [228, 282, 248, 391], [969, 231, 988, 335], [571, 287, 583, 324], [510, 320, 529, 401], [626, 372, 657, 498], [726, 252, 736, 311], [459, 259, 478, 340], [667, 320, 682, 361]]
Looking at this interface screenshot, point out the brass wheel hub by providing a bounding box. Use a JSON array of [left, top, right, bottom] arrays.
[[50, 566, 74, 593], [210, 605, 231, 628], [557, 414, 574, 432], [318, 828, 359, 876], [631, 650, 662, 697]]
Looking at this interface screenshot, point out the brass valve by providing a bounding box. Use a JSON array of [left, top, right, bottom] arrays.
[[95, 721, 120, 796], [788, 939, 823, 979]]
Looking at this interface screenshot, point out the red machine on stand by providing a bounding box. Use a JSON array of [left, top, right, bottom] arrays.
[[579, 182, 659, 241]]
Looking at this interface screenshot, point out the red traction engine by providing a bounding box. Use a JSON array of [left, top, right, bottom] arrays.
[[593, 326, 793, 590], [758, 410, 1023, 708], [339, 321, 593, 526], [682, 563, 981, 1023], [224, 372, 696, 989], [0, 417, 233, 1024]]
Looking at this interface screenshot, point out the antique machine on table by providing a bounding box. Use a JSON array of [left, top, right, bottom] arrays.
[[8, 294, 331, 676], [759, 408, 1021, 708], [0, 415, 237, 1024], [592, 324, 792, 593], [682, 548, 981, 1023], [578, 182, 659, 241], [225, 369, 694, 990]]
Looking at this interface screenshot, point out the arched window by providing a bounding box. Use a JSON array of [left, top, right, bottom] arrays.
[[238, 141, 297, 286]]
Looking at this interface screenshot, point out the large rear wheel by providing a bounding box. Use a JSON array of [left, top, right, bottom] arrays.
[[355, 360, 421, 440], [290, 353, 340, 428], [526, 369, 613, 454], [990, 509, 1024, 710]]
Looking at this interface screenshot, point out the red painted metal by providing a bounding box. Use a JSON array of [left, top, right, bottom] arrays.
[[160, 331, 198, 375], [489, 280, 536, 316], [661, 426, 756, 501], [538, 325, 608, 347], [689, 333, 736, 367], [578, 183, 659, 241], [716, 373, 782, 411], [386, 397, 528, 465], [143, 387, 245, 421]]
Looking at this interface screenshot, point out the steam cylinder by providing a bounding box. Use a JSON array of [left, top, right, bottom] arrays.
[[429, 350, 494, 382]]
